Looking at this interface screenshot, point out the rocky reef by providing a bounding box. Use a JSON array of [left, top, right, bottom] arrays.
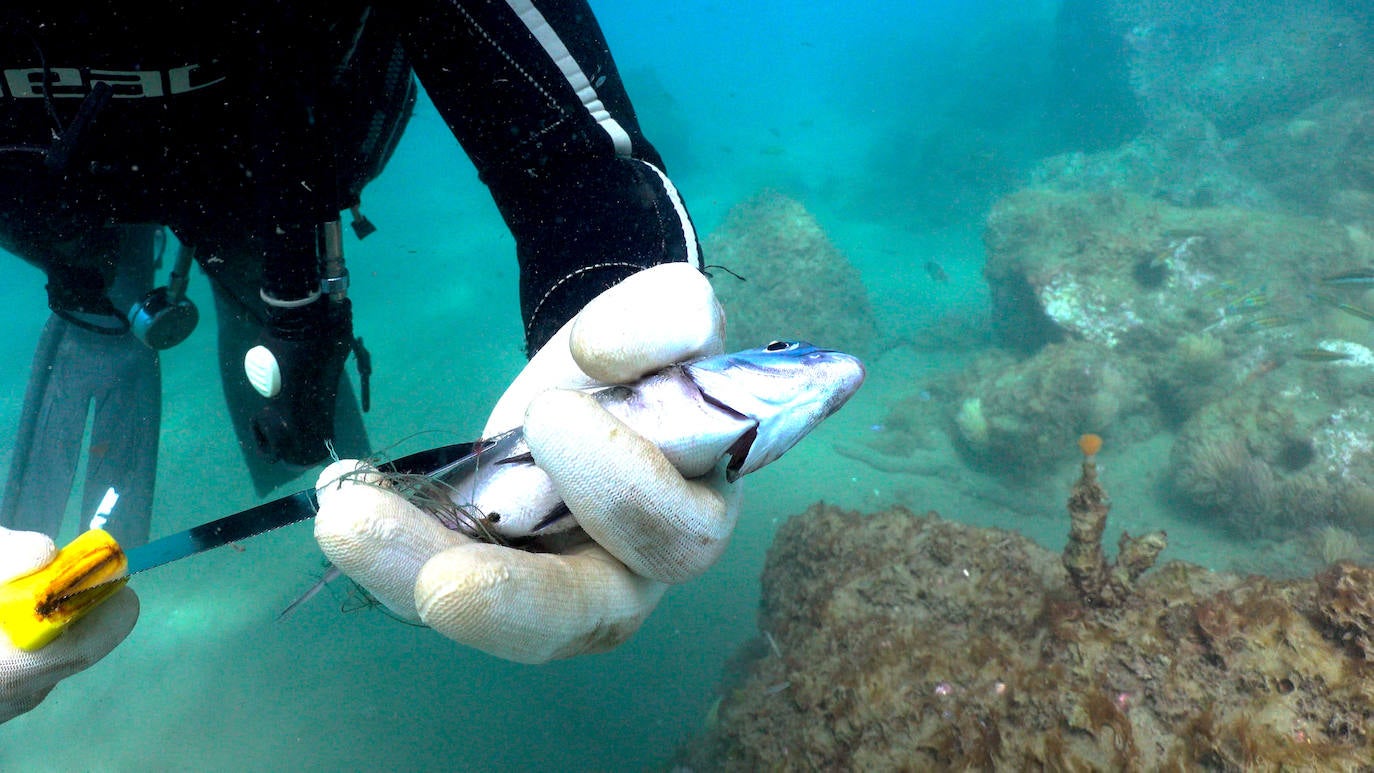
[[1169, 375, 1374, 540], [948, 340, 1155, 475], [981, 189, 1356, 355], [847, 185, 1374, 540], [674, 457, 1374, 770], [1034, 1, 1374, 215], [1104, 0, 1372, 140], [705, 191, 879, 358]]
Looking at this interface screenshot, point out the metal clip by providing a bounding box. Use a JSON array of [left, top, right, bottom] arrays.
[[320, 220, 350, 301]]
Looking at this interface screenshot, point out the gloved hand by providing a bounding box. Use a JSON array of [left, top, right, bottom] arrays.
[[0, 527, 138, 724], [314, 263, 738, 663], [246, 298, 355, 466]]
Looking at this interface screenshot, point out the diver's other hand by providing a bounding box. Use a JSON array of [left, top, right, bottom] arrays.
[[0, 527, 138, 724], [315, 263, 739, 663]]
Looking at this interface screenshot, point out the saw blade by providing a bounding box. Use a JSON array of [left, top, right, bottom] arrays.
[[67, 441, 483, 597]]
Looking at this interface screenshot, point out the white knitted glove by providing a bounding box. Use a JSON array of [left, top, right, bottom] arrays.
[[0, 527, 138, 723], [315, 264, 740, 663]]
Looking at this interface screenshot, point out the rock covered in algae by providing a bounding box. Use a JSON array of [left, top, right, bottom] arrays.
[[675, 504, 1374, 770], [705, 190, 878, 358], [948, 340, 1156, 474], [1102, 0, 1371, 139], [1168, 365, 1374, 541], [982, 188, 1356, 354], [1316, 562, 1374, 664]]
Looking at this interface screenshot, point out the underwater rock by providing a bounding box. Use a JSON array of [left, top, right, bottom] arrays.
[[1234, 97, 1374, 221], [1029, 130, 1273, 212], [1028, 0, 1374, 217], [1316, 562, 1374, 663], [1030, 97, 1374, 221], [983, 189, 1356, 355], [675, 502, 1374, 770], [705, 191, 878, 358], [978, 188, 1374, 535], [896, 185, 1374, 484], [1106, 0, 1374, 138], [1030, 3, 1374, 212], [948, 340, 1155, 475], [1169, 364, 1374, 540]]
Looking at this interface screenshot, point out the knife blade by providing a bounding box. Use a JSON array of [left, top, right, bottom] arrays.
[[0, 441, 479, 651], [123, 440, 479, 577]]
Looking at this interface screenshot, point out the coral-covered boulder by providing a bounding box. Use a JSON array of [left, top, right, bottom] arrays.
[[674, 503, 1374, 769], [1169, 357, 1374, 539], [950, 341, 1155, 474], [983, 189, 1356, 353]]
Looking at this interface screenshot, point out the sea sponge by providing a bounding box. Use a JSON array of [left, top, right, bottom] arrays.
[[955, 397, 989, 448]]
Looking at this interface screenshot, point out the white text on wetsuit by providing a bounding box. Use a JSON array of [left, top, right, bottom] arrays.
[[1, 65, 224, 98]]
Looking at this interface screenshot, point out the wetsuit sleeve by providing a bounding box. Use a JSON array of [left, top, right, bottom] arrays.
[[378, 0, 702, 355]]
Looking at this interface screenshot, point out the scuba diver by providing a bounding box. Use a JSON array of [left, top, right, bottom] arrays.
[[2, 2, 742, 723]]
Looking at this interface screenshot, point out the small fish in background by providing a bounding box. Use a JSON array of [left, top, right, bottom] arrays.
[[1224, 285, 1270, 315], [1293, 347, 1354, 362], [1202, 279, 1241, 301], [1312, 291, 1374, 323], [924, 259, 949, 283], [1237, 314, 1298, 333], [1334, 302, 1374, 323], [1320, 267, 1374, 285]]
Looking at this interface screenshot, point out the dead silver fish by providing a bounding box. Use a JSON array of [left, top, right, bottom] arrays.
[[428, 340, 866, 538], [279, 341, 865, 620]]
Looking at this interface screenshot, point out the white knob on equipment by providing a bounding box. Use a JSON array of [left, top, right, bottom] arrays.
[[244, 345, 283, 398]]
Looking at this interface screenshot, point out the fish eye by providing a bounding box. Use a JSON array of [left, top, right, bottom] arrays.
[[765, 341, 793, 351]]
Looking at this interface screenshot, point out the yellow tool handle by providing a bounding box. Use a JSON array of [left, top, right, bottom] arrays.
[[0, 529, 129, 651]]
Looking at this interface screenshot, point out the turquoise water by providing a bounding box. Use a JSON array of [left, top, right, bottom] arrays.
[[5, 0, 1361, 769]]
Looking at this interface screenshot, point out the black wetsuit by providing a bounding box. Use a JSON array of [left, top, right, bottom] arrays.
[[0, 2, 701, 539]]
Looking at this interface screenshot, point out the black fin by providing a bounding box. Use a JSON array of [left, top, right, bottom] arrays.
[[531, 503, 572, 532], [497, 452, 535, 466]]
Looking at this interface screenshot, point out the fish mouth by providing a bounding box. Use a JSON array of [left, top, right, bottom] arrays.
[[723, 427, 758, 483]]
